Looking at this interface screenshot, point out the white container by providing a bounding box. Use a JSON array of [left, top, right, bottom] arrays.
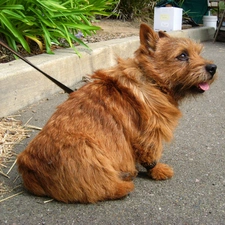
[[154, 7, 183, 32], [203, 16, 217, 30]]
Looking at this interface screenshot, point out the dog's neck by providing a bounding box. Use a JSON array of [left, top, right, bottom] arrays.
[[135, 57, 178, 106], [146, 76, 179, 106]]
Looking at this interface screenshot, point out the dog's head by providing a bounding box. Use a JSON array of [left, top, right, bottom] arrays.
[[136, 23, 217, 101]]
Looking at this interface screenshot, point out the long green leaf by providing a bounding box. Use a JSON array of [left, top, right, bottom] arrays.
[[37, 0, 68, 11], [0, 5, 24, 10], [40, 22, 53, 54], [0, 13, 30, 52]]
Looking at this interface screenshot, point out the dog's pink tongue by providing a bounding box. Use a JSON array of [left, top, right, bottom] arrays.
[[199, 82, 209, 91]]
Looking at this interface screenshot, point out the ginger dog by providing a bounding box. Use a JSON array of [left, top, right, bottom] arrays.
[[17, 24, 217, 203]]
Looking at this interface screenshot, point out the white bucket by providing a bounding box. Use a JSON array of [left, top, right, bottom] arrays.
[[203, 16, 217, 29]]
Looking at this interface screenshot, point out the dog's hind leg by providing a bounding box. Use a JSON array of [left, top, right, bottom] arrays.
[[20, 170, 47, 196], [102, 171, 137, 200], [106, 180, 135, 201], [119, 171, 138, 181]]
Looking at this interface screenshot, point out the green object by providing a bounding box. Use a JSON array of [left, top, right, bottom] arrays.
[[180, 0, 208, 24], [156, 0, 179, 7], [0, 0, 117, 57]]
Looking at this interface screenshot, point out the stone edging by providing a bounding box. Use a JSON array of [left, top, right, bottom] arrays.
[[0, 27, 215, 117]]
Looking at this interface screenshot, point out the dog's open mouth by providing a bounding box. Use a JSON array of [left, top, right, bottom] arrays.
[[198, 82, 209, 92]]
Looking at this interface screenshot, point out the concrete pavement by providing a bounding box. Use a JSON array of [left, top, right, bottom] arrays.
[[0, 38, 225, 224]]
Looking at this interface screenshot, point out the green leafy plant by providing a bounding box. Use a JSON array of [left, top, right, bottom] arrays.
[[219, 1, 225, 14], [0, 0, 118, 55]]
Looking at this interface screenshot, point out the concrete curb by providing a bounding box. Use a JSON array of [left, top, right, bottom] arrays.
[[0, 26, 215, 117]]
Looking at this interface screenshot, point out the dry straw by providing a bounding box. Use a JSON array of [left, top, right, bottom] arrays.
[[0, 116, 30, 194]]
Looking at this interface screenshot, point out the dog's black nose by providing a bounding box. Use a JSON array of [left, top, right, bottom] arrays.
[[206, 64, 217, 76]]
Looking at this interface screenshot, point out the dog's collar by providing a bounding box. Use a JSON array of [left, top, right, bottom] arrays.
[[138, 61, 170, 96], [150, 79, 170, 95], [149, 78, 178, 105], [142, 161, 157, 171]]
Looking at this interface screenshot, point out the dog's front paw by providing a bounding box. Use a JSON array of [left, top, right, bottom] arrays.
[[147, 163, 174, 180]]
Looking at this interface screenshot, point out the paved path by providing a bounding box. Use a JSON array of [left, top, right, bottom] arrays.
[[1, 41, 225, 225]]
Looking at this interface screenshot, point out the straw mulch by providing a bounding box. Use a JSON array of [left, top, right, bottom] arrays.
[[0, 116, 30, 195]]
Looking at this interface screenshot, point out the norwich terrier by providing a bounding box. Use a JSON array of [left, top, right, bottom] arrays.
[[17, 23, 217, 203]]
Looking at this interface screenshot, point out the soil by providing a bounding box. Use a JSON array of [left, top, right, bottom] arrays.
[[86, 19, 141, 42], [0, 19, 141, 63]]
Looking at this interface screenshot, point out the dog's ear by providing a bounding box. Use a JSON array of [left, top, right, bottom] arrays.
[[140, 23, 159, 51], [140, 24, 170, 52], [158, 31, 170, 38]]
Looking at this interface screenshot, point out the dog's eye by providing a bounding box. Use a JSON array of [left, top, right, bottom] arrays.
[[177, 52, 189, 61]]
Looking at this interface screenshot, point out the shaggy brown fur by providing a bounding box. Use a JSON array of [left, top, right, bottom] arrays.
[[17, 24, 217, 203]]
